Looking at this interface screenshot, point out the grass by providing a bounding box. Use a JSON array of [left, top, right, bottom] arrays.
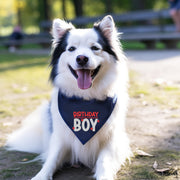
[[0, 53, 51, 120], [118, 150, 180, 180], [0, 148, 41, 179], [0, 52, 179, 179]]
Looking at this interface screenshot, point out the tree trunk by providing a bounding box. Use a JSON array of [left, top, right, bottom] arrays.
[[72, 0, 83, 17], [131, 0, 146, 10], [38, 0, 50, 22], [62, 0, 66, 18], [17, 7, 22, 26], [105, 0, 113, 13], [43, 0, 50, 20]]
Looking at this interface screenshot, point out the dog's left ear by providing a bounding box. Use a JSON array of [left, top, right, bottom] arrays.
[[52, 19, 75, 42], [94, 15, 116, 40]]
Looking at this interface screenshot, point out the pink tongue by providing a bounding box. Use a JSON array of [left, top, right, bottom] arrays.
[[76, 70, 92, 89]]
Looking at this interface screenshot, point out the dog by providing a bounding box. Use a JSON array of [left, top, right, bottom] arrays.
[[6, 15, 131, 180]]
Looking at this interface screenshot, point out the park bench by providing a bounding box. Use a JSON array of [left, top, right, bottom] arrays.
[[41, 9, 180, 49], [1, 9, 180, 49], [114, 9, 180, 49], [0, 33, 51, 49]]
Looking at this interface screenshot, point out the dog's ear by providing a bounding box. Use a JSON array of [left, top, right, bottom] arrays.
[[95, 15, 116, 40], [52, 19, 75, 41]]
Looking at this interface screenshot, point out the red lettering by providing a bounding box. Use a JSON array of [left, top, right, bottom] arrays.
[[73, 111, 99, 118], [73, 112, 77, 118]]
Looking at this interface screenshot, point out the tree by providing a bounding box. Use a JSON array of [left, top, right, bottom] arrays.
[[15, 0, 26, 26], [131, 0, 146, 10], [105, 0, 113, 13], [62, 0, 67, 18], [72, 0, 83, 17], [38, 0, 51, 22]]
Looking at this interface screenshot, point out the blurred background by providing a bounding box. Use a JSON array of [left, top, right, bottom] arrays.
[[0, 0, 169, 35]]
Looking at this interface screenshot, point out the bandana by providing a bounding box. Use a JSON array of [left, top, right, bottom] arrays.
[[58, 91, 117, 145]]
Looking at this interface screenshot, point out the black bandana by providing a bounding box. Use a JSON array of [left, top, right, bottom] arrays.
[[58, 91, 117, 145]]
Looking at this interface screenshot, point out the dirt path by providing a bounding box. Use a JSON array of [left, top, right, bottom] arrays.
[[126, 50, 180, 83], [126, 50, 180, 151]]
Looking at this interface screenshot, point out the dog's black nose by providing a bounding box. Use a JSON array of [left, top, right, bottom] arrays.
[[76, 55, 89, 66]]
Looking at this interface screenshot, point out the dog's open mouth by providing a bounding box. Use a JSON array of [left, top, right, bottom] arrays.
[[68, 65, 101, 90]]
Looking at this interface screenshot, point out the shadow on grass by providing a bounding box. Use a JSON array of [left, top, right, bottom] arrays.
[[0, 61, 48, 72], [54, 165, 93, 180], [0, 147, 40, 180], [0, 147, 94, 180], [0, 53, 49, 72], [1, 145, 179, 180]]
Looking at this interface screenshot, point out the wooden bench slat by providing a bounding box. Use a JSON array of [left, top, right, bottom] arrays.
[[119, 24, 176, 34], [121, 32, 180, 41]]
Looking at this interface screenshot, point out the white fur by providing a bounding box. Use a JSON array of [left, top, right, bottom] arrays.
[[52, 18, 74, 42], [6, 16, 131, 180]]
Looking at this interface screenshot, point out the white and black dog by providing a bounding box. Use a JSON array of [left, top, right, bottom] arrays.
[[7, 15, 131, 180]]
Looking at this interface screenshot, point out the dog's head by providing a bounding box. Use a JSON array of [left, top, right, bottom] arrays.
[[50, 15, 123, 94]]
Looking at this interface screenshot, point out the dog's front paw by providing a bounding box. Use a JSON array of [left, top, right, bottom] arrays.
[[95, 173, 114, 180], [31, 173, 53, 180], [96, 176, 114, 180]]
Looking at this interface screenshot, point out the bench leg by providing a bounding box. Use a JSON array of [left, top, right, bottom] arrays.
[[161, 40, 178, 49], [141, 40, 156, 49]]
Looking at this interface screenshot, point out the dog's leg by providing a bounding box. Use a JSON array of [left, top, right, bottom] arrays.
[[94, 136, 131, 180], [31, 133, 66, 180], [94, 147, 116, 180]]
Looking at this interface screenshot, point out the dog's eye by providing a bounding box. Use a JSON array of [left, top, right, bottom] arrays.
[[68, 46, 76, 52], [91, 46, 100, 51]]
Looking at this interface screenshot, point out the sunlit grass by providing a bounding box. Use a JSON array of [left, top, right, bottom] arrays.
[[129, 71, 180, 109], [0, 53, 51, 119]]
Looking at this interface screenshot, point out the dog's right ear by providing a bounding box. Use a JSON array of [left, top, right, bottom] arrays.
[[52, 19, 75, 41]]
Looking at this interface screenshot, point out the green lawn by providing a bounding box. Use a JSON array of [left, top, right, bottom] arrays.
[[0, 53, 51, 120]]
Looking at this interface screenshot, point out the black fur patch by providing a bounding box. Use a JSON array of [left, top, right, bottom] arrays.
[[50, 31, 70, 81], [93, 25, 118, 60]]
